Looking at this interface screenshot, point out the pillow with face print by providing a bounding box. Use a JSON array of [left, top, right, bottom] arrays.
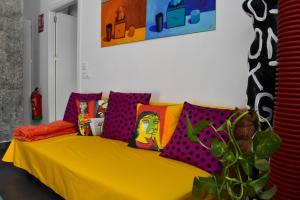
[[128, 104, 182, 151]]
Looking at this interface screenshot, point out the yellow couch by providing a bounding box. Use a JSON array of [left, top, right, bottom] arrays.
[[3, 134, 210, 200]]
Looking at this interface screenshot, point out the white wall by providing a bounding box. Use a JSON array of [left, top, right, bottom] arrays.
[[79, 0, 252, 107], [37, 0, 253, 123]]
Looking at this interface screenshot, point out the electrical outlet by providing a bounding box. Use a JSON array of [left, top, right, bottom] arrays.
[[81, 72, 90, 79]]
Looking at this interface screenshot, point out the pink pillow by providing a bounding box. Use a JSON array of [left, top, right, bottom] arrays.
[[160, 102, 233, 173], [63, 92, 102, 124], [101, 91, 151, 142]]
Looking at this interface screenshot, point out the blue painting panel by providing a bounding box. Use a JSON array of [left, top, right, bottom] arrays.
[[146, 0, 216, 40]]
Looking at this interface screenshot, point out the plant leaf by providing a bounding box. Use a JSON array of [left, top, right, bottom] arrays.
[[259, 185, 277, 200], [192, 176, 217, 198], [239, 156, 253, 176], [193, 120, 210, 135], [223, 150, 235, 163], [186, 114, 198, 143], [249, 173, 269, 193], [255, 159, 269, 172], [211, 138, 226, 158], [244, 186, 257, 198], [253, 131, 282, 159], [243, 153, 255, 163]]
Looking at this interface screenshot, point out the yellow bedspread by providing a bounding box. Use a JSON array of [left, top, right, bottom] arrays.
[[2, 135, 210, 200]]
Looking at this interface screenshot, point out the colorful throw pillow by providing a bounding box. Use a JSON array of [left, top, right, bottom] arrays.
[[128, 104, 182, 151], [77, 99, 108, 136], [160, 102, 234, 173], [101, 91, 151, 142], [92, 99, 109, 135], [63, 92, 102, 124]]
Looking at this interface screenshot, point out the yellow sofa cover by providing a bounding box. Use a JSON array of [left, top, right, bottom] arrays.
[[3, 134, 210, 200]]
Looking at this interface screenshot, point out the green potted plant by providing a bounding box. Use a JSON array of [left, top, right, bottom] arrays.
[[186, 109, 281, 200]]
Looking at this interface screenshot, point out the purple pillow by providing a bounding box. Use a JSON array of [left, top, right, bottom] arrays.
[[63, 92, 102, 124], [160, 102, 234, 173], [101, 91, 151, 142]]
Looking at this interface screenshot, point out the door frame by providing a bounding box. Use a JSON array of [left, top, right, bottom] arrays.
[[23, 19, 32, 125], [47, 0, 82, 122]]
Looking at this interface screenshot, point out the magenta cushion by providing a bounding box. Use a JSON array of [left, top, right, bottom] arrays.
[[101, 91, 151, 142], [160, 102, 233, 173], [63, 92, 102, 124]]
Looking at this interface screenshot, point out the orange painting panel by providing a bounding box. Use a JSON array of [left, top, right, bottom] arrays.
[[101, 0, 146, 47]]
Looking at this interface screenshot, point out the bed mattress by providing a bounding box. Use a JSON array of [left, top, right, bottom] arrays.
[[3, 135, 210, 200]]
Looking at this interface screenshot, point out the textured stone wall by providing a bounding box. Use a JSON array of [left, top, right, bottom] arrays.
[[0, 0, 24, 142]]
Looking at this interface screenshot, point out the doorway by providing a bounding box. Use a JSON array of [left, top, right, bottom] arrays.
[[49, 2, 78, 121]]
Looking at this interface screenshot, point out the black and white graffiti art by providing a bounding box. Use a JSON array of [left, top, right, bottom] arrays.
[[243, 0, 278, 129]]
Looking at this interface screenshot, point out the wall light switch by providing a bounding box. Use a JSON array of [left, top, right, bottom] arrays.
[[81, 62, 88, 71]]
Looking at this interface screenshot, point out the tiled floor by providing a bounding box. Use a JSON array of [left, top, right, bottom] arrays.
[[0, 145, 63, 200]]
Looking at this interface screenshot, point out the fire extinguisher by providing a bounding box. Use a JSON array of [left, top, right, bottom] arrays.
[[31, 88, 43, 120]]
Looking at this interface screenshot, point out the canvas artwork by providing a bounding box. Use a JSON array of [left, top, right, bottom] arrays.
[[101, 0, 216, 47]]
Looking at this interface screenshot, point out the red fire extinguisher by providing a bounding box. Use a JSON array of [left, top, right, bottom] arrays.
[[31, 88, 43, 120]]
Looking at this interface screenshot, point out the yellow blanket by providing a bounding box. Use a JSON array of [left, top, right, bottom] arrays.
[[3, 135, 210, 200]]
